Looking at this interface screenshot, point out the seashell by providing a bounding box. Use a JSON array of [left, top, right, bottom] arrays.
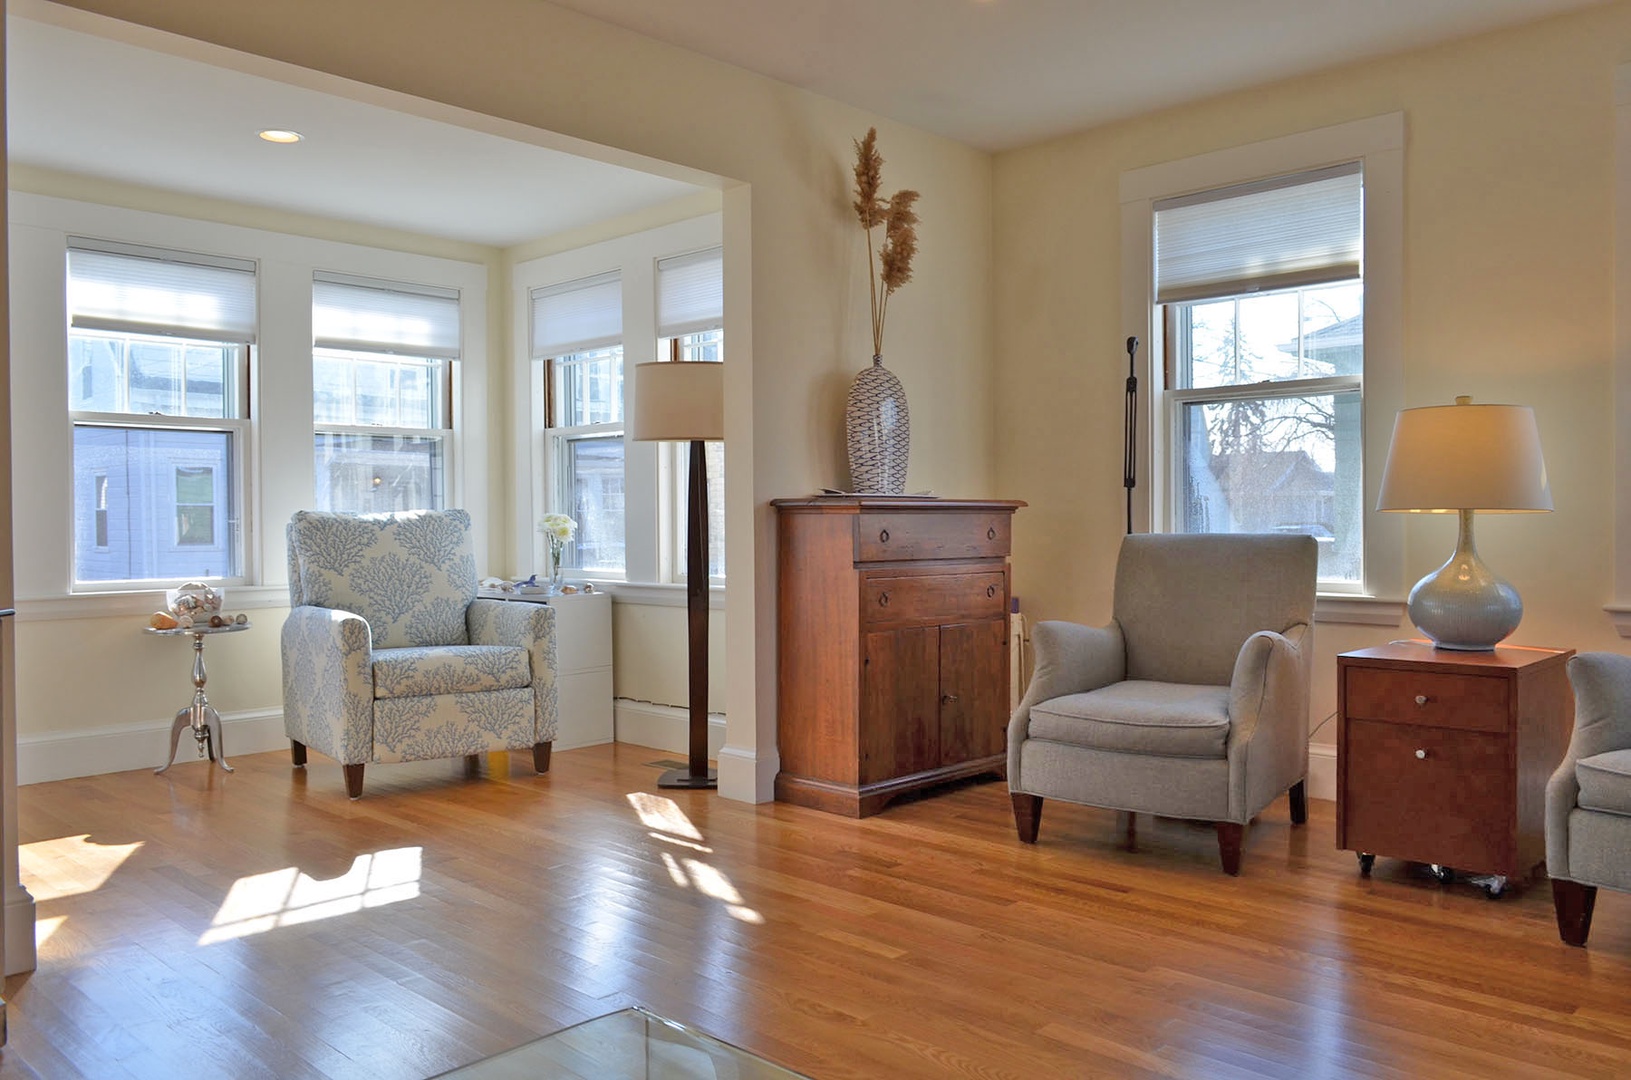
[[234, 613, 248, 625], [209, 614, 226, 627], [176, 614, 193, 628], [559, 585, 578, 594], [150, 611, 178, 630]]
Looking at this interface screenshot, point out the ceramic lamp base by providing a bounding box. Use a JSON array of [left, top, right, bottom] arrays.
[[1408, 509, 1523, 651]]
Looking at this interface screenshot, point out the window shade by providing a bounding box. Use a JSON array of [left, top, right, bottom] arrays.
[[313, 272, 461, 359], [68, 239, 257, 343], [532, 271, 622, 358], [656, 247, 723, 339], [1154, 162, 1362, 305]]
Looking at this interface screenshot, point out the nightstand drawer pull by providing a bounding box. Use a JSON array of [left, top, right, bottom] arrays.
[[879, 528, 890, 543], [1415, 748, 1428, 759], [987, 526, 997, 540], [1415, 695, 1429, 706], [985, 584, 997, 598], [878, 592, 891, 607]]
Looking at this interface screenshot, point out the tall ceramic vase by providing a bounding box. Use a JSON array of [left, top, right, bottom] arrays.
[[845, 354, 910, 494]]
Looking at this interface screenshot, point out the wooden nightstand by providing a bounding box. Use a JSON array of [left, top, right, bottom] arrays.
[[1336, 641, 1574, 897]]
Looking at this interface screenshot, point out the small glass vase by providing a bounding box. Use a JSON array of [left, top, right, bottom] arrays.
[[549, 561, 564, 593]]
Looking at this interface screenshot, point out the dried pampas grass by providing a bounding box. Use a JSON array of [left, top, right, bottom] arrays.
[[852, 128, 920, 357]]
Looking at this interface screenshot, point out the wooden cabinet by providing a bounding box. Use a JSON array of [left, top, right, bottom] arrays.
[[1336, 641, 1574, 892], [773, 498, 1023, 817]]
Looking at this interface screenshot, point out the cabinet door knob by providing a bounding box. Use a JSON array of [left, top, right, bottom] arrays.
[[986, 584, 997, 598], [877, 592, 890, 607], [1414, 694, 1429, 706], [942, 693, 960, 705], [1415, 748, 1428, 760], [878, 528, 890, 543], [987, 526, 997, 541]]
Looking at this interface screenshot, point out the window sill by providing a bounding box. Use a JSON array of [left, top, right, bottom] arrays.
[[608, 582, 726, 611], [1314, 594, 1405, 627], [1604, 605, 1631, 639], [18, 584, 290, 622]]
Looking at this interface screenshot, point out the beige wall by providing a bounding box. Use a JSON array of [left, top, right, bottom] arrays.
[[28, 0, 997, 799], [994, 3, 1631, 744]]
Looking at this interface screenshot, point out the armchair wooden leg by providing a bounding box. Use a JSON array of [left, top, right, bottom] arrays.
[[1289, 780, 1308, 825], [1553, 878, 1598, 947], [1122, 811, 1137, 852], [343, 764, 365, 800], [532, 741, 553, 774], [1011, 793, 1043, 843], [1215, 822, 1244, 876], [290, 740, 307, 767]]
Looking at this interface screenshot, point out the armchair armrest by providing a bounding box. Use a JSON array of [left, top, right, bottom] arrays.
[[468, 599, 560, 743], [1225, 622, 1310, 821], [1547, 652, 1631, 879], [1007, 619, 1126, 789], [280, 604, 374, 764]]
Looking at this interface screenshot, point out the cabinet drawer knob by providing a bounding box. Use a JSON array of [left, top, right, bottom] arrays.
[[877, 592, 890, 608], [879, 528, 890, 543], [942, 693, 960, 705], [1415, 748, 1428, 760], [987, 526, 997, 541], [1414, 694, 1430, 706], [986, 584, 997, 598]]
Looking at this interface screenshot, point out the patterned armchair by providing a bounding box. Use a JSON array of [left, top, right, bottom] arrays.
[[281, 509, 558, 799]]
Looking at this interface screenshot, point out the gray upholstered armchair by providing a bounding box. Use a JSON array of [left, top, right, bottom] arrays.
[[1547, 652, 1631, 946], [1007, 533, 1317, 874], [281, 509, 559, 799]]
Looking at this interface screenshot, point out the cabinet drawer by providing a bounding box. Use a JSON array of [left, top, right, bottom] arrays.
[[855, 512, 1010, 562], [1341, 718, 1513, 873], [860, 571, 1006, 626], [1343, 666, 1509, 733]]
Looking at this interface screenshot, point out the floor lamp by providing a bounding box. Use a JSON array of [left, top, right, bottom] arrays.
[[630, 359, 724, 789]]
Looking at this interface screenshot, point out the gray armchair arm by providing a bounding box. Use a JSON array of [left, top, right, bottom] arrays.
[[467, 599, 560, 743], [1007, 619, 1126, 788], [1547, 652, 1631, 880], [280, 605, 374, 764], [1225, 622, 1310, 821]]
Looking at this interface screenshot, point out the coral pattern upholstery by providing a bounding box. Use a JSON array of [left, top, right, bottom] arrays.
[[282, 509, 558, 798]]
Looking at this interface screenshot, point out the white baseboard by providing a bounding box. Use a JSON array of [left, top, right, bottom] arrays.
[[18, 708, 289, 786], [1308, 743, 1336, 802], [5, 886, 37, 976], [613, 699, 726, 759], [717, 743, 776, 804]]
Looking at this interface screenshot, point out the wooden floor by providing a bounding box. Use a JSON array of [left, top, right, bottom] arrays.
[[2, 742, 1630, 1079]]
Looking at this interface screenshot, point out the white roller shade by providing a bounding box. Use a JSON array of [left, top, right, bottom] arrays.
[[68, 239, 257, 343], [657, 247, 723, 339], [532, 271, 622, 358], [313, 272, 461, 359], [1154, 162, 1362, 304]]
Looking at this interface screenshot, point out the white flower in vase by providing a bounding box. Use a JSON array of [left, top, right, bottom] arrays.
[[536, 513, 578, 587]]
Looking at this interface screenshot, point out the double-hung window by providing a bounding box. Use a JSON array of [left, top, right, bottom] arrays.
[[66, 239, 254, 585], [1157, 163, 1365, 586], [534, 271, 625, 575], [657, 247, 725, 581], [312, 273, 457, 514]]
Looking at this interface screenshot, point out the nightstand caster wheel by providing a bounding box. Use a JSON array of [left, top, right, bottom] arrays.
[[1479, 875, 1509, 900], [1357, 852, 1375, 877], [1431, 863, 1455, 885]]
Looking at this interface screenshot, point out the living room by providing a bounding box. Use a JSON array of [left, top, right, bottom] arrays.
[[3, 0, 1631, 1076]]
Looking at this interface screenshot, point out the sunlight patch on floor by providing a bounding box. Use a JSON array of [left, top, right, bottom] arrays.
[[626, 792, 763, 924], [20, 834, 143, 901], [34, 915, 66, 949], [199, 846, 422, 946]]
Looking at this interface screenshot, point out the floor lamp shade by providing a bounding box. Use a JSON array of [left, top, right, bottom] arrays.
[[1377, 396, 1551, 650], [630, 360, 724, 789]]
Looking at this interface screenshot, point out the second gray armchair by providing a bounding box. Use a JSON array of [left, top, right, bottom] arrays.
[[1548, 651, 1631, 946], [1007, 533, 1317, 874]]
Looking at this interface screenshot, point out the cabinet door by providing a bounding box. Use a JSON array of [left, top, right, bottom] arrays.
[[860, 627, 940, 784], [938, 619, 1007, 766]]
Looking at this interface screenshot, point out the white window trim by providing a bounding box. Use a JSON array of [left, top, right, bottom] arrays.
[[9, 192, 489, 611], [1119, 114, 1407, 625], [510, 213, 722, 585], [1609, 64, 1631, 637]]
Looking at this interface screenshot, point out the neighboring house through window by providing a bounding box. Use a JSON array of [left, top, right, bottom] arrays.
[[66, 238, 252, 585]]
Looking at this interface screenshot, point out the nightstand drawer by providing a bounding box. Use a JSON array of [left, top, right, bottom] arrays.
[[855, 512, 1010, 562], [860, 571, 1006, 626], [1344, 667, 1509, 733], [1342, 719, 1512, 873]]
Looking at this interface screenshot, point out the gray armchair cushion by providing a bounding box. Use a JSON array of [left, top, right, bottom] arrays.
[[1576, 750, 1631, 818], [1028, 681, 1229, 758], [372, 645, 532, 700], [1114, 533, 1317, 686]]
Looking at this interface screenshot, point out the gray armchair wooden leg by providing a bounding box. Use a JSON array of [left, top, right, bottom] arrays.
[[1215, 822, 1244, 875], [343, 764, 365, 800], [1011, 793, 1043, 843], [532, 741, 552, 773], [1553, 878, 1598, 947], [290, 740, 307, 767], [1289, 780, 1308, 825]]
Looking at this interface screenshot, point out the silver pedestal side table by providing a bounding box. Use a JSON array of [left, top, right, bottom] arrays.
[[147, 621, 250, 775]]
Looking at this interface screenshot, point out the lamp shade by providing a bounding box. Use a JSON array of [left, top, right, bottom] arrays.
[[628, 361, 724, 442], [1376, 397, 1551, 513]]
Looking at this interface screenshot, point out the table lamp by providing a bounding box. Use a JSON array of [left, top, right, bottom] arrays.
[[629, 359, 724, 788], [1376, 395, 1551, 650]]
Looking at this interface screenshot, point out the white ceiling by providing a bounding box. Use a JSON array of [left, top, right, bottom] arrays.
[[551, 0, 1610, 151], [5, 15, 708, 247]]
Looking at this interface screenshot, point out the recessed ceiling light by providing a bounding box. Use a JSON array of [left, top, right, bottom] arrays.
[[258, 129, 303, 144]]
